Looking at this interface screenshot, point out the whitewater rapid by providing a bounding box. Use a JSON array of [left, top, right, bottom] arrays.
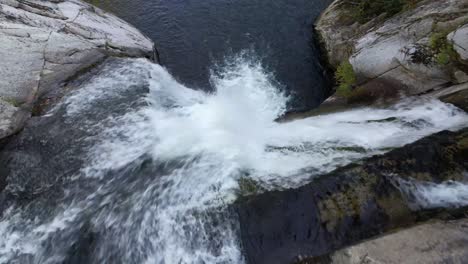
[[0, 57, 467, 263]]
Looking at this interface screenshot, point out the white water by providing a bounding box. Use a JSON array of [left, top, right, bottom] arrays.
[[393, 176, 468, 209], [0, 57, 467, 263]]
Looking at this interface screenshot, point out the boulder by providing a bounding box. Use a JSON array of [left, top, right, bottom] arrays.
[[0, 0, 155, 140], [236, 128, 468, 264], [315, 0, 468, 105]]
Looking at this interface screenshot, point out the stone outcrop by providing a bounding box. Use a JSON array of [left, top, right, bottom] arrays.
[[236, 128, 468, 264], [0, 0, 155, 140], [315, 0, 468, 108]]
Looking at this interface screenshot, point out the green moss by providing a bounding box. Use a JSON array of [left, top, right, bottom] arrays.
[[429, 32, 447, 51], [335, 61, 357, 97], [435, 51, 450, 65], [429, 32, 459, 65], [437, 45, 458, 65]]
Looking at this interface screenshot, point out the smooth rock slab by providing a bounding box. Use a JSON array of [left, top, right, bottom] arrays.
[[0, 0, 155, 139], [327, 219, 468, 264]]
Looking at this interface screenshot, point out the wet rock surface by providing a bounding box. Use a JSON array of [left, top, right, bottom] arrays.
[[236, 128, 468, 264], [429, 82, 468, 112], [0, 0, 155, 140]]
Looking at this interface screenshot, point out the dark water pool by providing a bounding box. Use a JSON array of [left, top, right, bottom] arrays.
[[89, 0, 333, 110]]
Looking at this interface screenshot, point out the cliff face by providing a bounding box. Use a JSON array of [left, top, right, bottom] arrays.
[[315, 0, 468, 107], [0, 0, 155, 141]]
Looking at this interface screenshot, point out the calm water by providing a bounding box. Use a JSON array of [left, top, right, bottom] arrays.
[[89, 0, 333, 110]]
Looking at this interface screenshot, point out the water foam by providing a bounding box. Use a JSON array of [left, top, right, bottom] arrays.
[[393, 176, 468, 209], [0, 57, 467, 263]]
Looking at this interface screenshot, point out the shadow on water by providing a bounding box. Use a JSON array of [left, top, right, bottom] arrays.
[[88, 0, 334, 111]]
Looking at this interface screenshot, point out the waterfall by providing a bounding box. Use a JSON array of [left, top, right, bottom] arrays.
[[0, 57, 467, 263]]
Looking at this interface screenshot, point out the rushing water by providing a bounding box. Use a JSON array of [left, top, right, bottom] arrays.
[[0, 57, 467, 263], [87, 0, 333, 110]]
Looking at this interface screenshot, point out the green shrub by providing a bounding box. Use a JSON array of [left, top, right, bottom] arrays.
[[335, 61, 356, 97]]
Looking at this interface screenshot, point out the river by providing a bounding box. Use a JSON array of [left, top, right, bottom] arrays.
[[88, 0, 333, 110], [1, 1, 468, 264]]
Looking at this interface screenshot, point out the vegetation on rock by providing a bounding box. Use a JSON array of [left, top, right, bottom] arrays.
[[335, 61, 356, 97], [429, 32, 458, 65]]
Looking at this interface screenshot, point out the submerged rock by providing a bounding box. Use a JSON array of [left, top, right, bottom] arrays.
[[236, 128, 468, 264], [0, 0, 155, 140], [315, 0, 468, 107]]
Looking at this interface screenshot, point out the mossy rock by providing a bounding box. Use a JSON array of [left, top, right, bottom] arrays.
[[429, 31, 460, 66]]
